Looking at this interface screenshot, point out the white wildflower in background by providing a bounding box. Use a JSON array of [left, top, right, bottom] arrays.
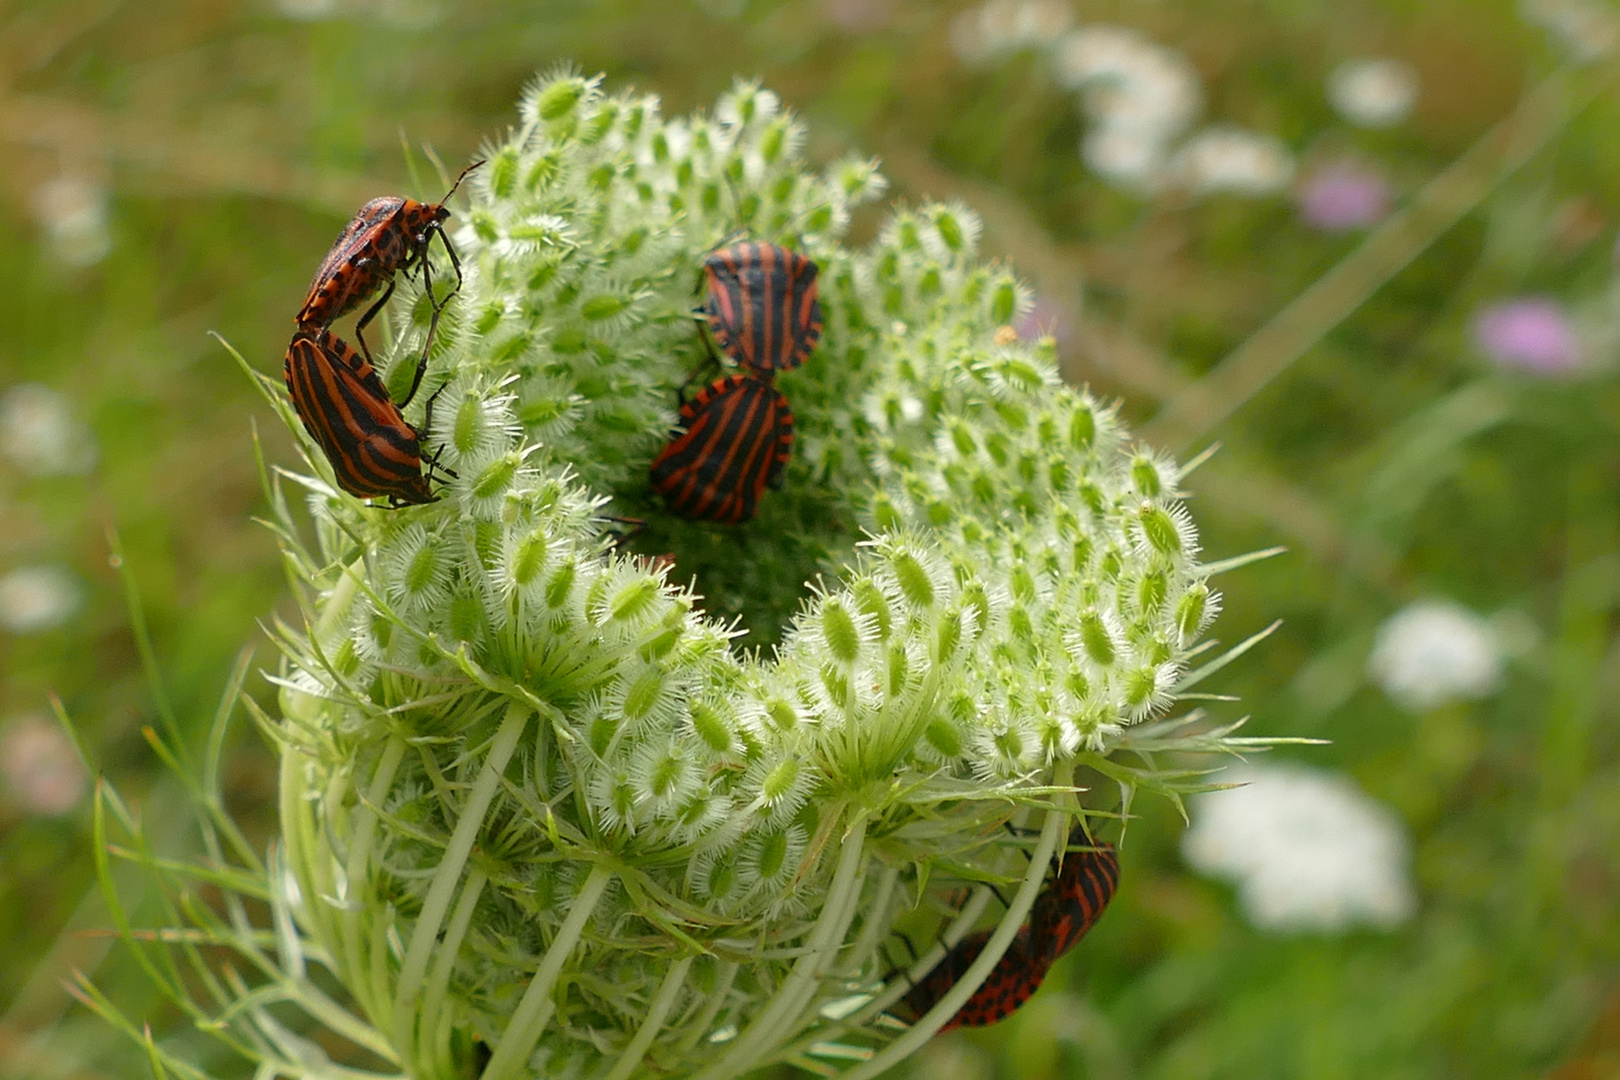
[[30, 175, 111, 268], [1167, 126, 1295, 196], [1327, 58, 1419, 128], [949, 0, 1074, 63], [0, 714, 87, 816], [1183, 763, 1416, 933], [0, 384, 97, 476], [951, 12, 1298, 199], [0, 566, 82, 634], [1052, 24, 1202, 188], [1522, 0, 1620, 60], [1367, 599, 1504, 712]]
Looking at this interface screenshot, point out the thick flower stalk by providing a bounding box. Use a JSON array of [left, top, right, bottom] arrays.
[[81, 73, 1285, 1080]]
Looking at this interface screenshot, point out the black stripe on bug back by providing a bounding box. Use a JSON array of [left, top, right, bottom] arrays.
[[703, 241, 823, 374], [283, 329, 435, 506], [649, 374, 794, 523], [901, 927, 1050, 1032], [1028, 828, 1119, 965]]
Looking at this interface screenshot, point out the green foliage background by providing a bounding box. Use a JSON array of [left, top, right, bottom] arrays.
[[1, 1, 1617, 1078]]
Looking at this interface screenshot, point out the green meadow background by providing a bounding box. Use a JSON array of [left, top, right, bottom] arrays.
[[2, 1, 1618, 1077]]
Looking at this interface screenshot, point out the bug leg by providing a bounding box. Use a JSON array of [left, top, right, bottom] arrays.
[[433, 221, 467, 301], [355, 278, 397, 374], [395, 257, 445, 410], [880, 933, 921, 989], [679, 310, 726, 404], [419, 382, 459, 489], [420, 378, 453, 444], [596, 514, 649, 552]]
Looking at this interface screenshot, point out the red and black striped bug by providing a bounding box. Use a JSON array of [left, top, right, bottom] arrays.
[[296, 160, 484, 404], [900, 927, 1051, 1032], [898, 825, 1120, 1033], [649, 373, 794, 524], [700, 241, 823, 375], [282, 327, 448, 506], [1029, 829, 1120, 964]]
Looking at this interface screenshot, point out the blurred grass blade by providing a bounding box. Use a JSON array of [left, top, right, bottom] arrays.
[[107, 527, 189, 770]]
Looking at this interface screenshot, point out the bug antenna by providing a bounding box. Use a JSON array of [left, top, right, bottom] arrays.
[[442, 158, 487, 202]]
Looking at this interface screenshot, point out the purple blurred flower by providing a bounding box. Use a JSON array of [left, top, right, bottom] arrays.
[[1297, 163, 1390, 232], [1472, 298, 1581, 375], [1015, 295, 1076, 346]]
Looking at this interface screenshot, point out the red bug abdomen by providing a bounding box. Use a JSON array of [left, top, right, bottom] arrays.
[[296, 197, 409, 328], [650, 374, 794, 523], [1029, 831, 1120, 965], [283, 329, 433, 505]]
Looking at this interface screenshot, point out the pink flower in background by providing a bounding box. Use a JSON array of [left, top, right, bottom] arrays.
[[1015, 295, 1076, 347], [821, 0, 889, 32], [1, 714, 87, 816], [1297, 163, 1390, 231], [1472, 297, 1581, 375]]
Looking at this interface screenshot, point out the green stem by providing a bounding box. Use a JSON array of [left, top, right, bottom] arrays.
[[480, 864, 615, 1080], [839, 782, 1071, 1080], [393, 703, 531, 1064], [422, 869, 488, 1079], [691, 815, 869, 1080], [844, 880, 997, 1024], [671, 961, 739, 1055], [599, 956, 694, 1080], [343, 735, 407, 1023], [839, 864, 900, 980]]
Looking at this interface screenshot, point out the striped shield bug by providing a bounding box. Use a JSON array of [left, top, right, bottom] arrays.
[[900, 927, 1051, 1032], [1029, 828, 1119, 964], [896, 824, 1120, 1033], [649, 373, 794, 524], [282, 327, 449, 507], [700, 241, 823, 375], [296, 159, 484, 403]]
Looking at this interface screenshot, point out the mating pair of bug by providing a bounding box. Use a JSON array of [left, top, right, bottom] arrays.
[[898, 826, 1120, 1031], [281, 161, 821, 524], [281, 162, 480, 507]]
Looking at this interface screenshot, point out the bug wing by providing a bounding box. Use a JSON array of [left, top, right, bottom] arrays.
[[297, 197, 406, 326], [650, 377, 791, 523], [283, 331, 431, 503], [1029, 835, 1119, 964], [702, 257, 746, 360]]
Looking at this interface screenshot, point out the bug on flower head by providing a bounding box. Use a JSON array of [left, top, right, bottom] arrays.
[[900, 927, 1051, 1032], [649, 373, 794, 523], [296, 160, 483, 403], [282, 327, 448, 506], [1029, 829, 1120, 963], [899, 825, 1119, 1032], [700, 240, 823, 375]]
